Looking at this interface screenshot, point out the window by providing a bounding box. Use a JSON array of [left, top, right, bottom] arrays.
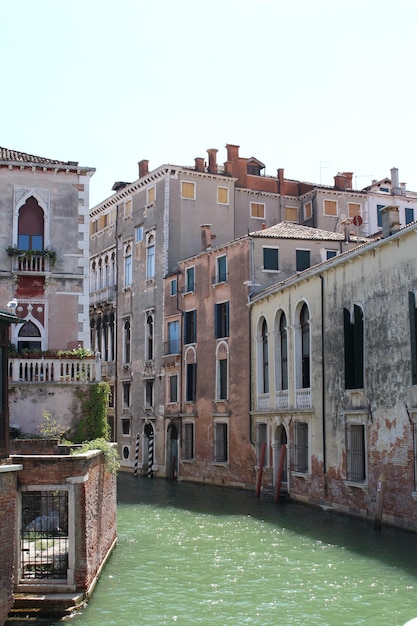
[[324, 199, 337, 216], [135, 225, 143, 243], [184, 310, 196, 344], [215, 255, 227, 283], [348, 203, 361, 219], [145, 380, 154, 407], [326, 250, 337, 260], [380, 186, 390, 193], [250, 202, 265, 219], [17, 320, 41, 354], [122, 418, 131, 435], [146, 313, 154, 360], [296, 249, 310, 272], [215, 302, 229, 339], [344, 305, 364, 389], [409, 292, 417, 385], [214, 422, 228, 463], [263, 247, 279, 271], [122, 382, 131, 408], [377, 204, 385, 228], [346, 423, 366, 482], [295, 303, 310, 390], [181, 181, 195, 199], [217, 187, 229, 205], [124, 199, 132, 218], [285, 206, 298, 222], [167, 320, 180, 354], [170, 278, 177, 296], [256, 422, 267, 465], [294, 422, 308, 473], [168, 374, 178, 403], [304, 201, 312, 220], [146, 233, 155, 279], [185, 267, 195, 293], [260, 318, 269, 393], [186, 363, 196, 401], [147, 186, 155, 204], [183, 422, 194, 460], [124, 245, 132, 287], [406, 207, 415, 225], [18, 196, 44, 250], [276, 312, 288, 391], [216, 343, 228, 400], [123, 319, 131, 363]]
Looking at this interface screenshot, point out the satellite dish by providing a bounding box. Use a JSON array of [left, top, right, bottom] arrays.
[[6, 298, 18, 310]]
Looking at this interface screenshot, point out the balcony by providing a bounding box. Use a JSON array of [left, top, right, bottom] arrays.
[[275, 390, 289, 410], [296, 388, 311, 409], [163, 339, 181, 355], [7, 247, 56, 274], [90, 287, 117, 306], [9, 357, 100, 384], [212, 273, 228, 286], [257, 393, 270, 411]]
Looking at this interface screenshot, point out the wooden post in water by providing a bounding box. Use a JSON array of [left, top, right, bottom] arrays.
[[274, 444, 287, 504], [134, 433, 140, 477], [374, 472, 387, 531], [255, 442, 266, 497]]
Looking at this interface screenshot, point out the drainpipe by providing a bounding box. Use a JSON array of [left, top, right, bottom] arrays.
[[248, 236, 255, 445], [320, 274, 327, 493], [114, 202, 120, 444]]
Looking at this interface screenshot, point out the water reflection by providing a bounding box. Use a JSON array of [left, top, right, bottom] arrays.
[[25, 474, 417, 625]]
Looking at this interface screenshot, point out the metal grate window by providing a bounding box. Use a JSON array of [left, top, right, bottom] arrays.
[[346, 424, 366, 482], [21, 490, 69, 580]]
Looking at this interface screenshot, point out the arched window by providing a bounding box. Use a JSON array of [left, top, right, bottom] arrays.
[[184, 347, 197, 402], [91, 261, 97, 293], [257, 317, 269, 395], [216, 342, 229, 400], [275, 311, 288, 392], [295, 302, 310, 389], [18, 197, 44, 250], [146, 313, 154, 360], [98, 258, 103, 290], [123, 319, 131, 363], [124, 245, 132, 287], [146, 233, 155, 279], [18, 320, 42, 353]]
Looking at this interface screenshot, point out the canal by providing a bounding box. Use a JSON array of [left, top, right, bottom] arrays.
[[38, 474, 417, 625]]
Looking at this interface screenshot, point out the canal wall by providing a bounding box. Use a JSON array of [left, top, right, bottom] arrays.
[[0, 465, 21, 626]]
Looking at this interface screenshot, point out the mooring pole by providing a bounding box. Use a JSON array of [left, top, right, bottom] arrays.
[[255, 442, 267, 497], [148, 436, 154, 478], [134, 433, 140, 477], [374, 472, 387, 531], [274, 444, 287, 504]]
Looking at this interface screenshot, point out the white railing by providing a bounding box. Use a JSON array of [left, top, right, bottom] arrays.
[[15, 255, 50, 273], [275, 390, 289, 410], [296, 388, 311, 409], [9, 358, 100, 383], [257, 393, 271, 411]]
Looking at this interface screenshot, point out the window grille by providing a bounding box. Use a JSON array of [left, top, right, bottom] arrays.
[[294, 422, 308, 473], [346, 424, 366, 482], [21, 490, 69, 580]]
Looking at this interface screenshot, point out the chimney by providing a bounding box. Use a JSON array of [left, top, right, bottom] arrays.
[[226, 144, 240, 163], [400, 182, 407, 195], [391, 167, 401, 195], [195, 157, 205, 172], [334, 172, 353, 190], [200, 224, 212, 251], [381, 205, 400, 238], [207, 149, 218, 174], [138, 159, 149, 178], [277, 168, 285, 191]]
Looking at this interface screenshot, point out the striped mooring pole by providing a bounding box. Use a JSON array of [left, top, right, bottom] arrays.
[[148, 435, 154, 479], [134, 433, 140, 477]]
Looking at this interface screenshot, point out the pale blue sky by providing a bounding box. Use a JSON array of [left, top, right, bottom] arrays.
[[2, 0, 417, 207]]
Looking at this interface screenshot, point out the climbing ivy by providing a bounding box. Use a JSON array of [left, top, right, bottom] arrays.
[[74, 382, 111, 443]]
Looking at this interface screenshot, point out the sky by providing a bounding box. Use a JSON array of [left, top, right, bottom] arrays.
[[2, 0, 417, 207]]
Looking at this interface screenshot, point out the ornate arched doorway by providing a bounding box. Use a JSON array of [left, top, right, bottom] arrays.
[[167, 423, 178, 480]]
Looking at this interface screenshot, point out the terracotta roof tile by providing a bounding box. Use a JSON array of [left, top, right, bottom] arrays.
[[0, 147, 76, 167], [250, 221, 368, 242]]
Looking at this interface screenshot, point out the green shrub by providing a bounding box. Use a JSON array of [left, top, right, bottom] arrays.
[[74, 382, 111, 442], [71, 438, 120, 475]]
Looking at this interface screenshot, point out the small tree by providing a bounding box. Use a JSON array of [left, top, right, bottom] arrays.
[[39, 410, 66, 440], [74, 382, 111, 443]]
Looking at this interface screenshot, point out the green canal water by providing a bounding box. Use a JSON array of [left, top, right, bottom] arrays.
[[71, 474, 416, 625]]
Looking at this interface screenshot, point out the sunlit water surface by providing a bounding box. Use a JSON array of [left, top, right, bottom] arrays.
[[65, 474, 417, 626]]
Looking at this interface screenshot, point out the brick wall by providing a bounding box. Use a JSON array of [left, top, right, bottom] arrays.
[[0, 466, 20, 626]]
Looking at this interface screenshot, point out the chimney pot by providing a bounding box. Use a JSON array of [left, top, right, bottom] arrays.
[[139, 159, 149, 178], [207, 149, 218, 174]]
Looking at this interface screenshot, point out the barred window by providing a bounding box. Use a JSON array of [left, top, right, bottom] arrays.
[[346, 423, 366, 483], [294, 422, 308, 473]]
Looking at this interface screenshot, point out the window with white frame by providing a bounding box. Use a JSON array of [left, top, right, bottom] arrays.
[[294, 421, 309, 473], [324, 199, 337, 216], [217, 186, 229, 205], [256, 422, 267, 465], [183, 422, 194, 460], [185, 348, 197, 402], [185, 266, 195, 293], [213, 422, 228, 463], [167, 320, 180, 354], [345, 421, 366, 483], [147, 186, 155, 204], [296, 303, 310, 389], [122, 418, 131, 435], [145, 380, 154, 408], [296, 249, 310, 272], [124, 198, 132, 218], [304, 201, 312, 220], [216, 342, 228, 400], [184, 310, 196, 344], [285, 206, 298, 222], [124, 245, 132, 287], [168, 374, 178, 403], [123, 319, 131, 363], [146, 233, 155, 279], [275, 311, 288, 391], [181, 181, 195, 200], [122, 381, 131, 408], [215, 255, 227, 283], [257, 317, 269, 394], [250, 202, 265, 219], [215, 301, 229, 339], [146, 313, 154, 360], [263, 247, 279, 271], [170, 278, 177, 296], [135, 225, 143, 243], [344, 305, 364, 389], [348, 203, 361, 219]]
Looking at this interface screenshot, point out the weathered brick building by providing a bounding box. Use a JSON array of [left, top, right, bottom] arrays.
[[250, 207, 417, 530]]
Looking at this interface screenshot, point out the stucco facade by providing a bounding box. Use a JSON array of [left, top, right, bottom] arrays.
[[250, 209, 417, 530]]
